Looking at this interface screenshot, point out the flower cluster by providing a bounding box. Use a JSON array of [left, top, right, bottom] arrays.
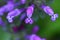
[[0, 0, 58, 40]]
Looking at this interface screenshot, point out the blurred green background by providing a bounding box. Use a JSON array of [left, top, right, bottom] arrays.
[[0, 0, 60, 40]]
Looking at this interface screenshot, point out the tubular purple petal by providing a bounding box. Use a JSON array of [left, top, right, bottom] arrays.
[[7, 9, 22, 18], [4, 1, 14, 12], [26, 4, 34, 18], [25, 4, 34, 24], [42, 5, 54, 16], [6, 8, 23, 22]]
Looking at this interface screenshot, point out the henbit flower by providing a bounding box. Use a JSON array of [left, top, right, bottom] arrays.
[[27, 34, 46, 40], [41, 5, 54, 16], [25, 4, 34, 24], [41, 5, 58, 21], [51, 13, 58, 21], [7, 9, 20, 18], [6, 8, 24, 23]]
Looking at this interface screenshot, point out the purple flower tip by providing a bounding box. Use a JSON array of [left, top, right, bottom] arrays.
[[51, 13, 58, 21], [6, 9, 22, 22], [25, 18, 33, 24], [42, 5, 54, 16], [26, 4, 34, 18]]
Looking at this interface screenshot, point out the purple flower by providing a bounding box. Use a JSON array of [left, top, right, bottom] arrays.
[[51, 13, 58, 21], [30, 34, 41, 40], [0, 1, 14, 16], [4, 1, 14, 12], [26, 34, 46, 40], [41, 5, 58, 21], [25, 4, 34, 24], [6, 8, 23, 23], [7, 9, 20, 18], [42, 5, 54, 16], [0, 7, 6, 16], [25, 18, 33, 24]]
